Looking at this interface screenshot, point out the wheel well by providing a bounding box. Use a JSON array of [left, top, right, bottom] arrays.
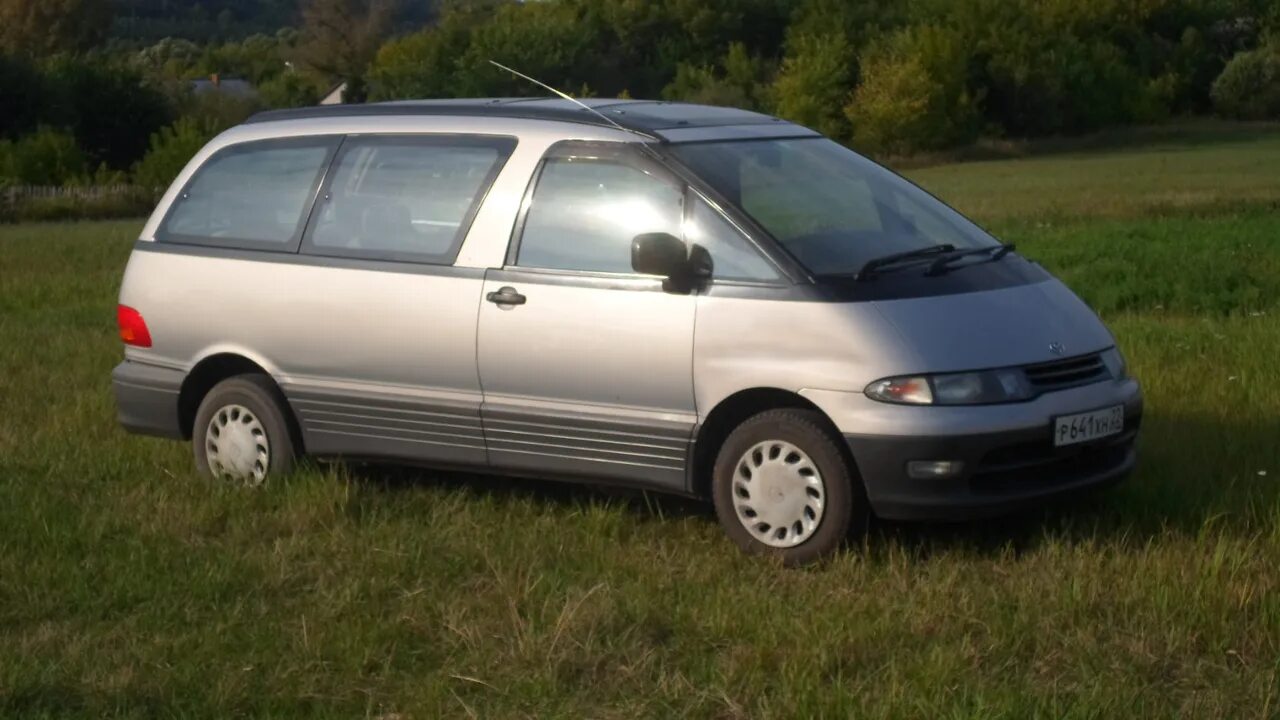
[[690, 388, 846, 499], [178, 354, 286, 441]]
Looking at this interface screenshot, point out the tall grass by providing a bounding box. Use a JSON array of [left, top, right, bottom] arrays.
[[2, 131, 1280, 718]]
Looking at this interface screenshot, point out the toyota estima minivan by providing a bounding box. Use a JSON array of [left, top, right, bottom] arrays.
[[113, 98, 1141, 564]]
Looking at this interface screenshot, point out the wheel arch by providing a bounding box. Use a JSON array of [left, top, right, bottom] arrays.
[[178, 353, 301, 451], [689, 387, 853, 499]]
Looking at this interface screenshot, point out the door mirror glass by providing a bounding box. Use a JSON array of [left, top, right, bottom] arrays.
[[631, 232, 687, 277]]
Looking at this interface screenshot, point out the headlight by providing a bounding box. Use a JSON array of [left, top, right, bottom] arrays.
[[1100, 347, 1127, 380], [865, 369, 1033, 405], [864, 377, 933, 404]]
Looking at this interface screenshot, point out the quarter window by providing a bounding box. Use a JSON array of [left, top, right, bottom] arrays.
[[161, 138, 335, 249], [305, 136, 515, 264], [517, 156, 684, 274], [686, 194, 780, 282]]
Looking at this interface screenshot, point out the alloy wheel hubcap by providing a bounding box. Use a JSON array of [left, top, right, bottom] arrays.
[[731, 440, 825, 547], [205, 404, 270, 484]]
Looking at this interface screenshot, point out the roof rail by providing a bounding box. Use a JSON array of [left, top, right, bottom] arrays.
[[244, 98, 791, 139]]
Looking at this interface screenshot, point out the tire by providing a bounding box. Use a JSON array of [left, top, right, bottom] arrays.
[[193, 374, 297, 485], [711, 408, 867, 566]]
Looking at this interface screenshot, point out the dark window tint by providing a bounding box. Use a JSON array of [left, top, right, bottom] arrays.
[[686, 194, 779, 282], [518, 157, 683, 274], [161, 139, 334, 249], [306, 136, 514, 264]]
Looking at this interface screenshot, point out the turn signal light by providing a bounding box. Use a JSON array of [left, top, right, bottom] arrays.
[[117, 304, 152, 347]]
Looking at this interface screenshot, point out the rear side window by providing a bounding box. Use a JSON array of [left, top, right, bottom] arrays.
[[517, 156, 684, 274], [160, 137, 336, 250], [304, 135, 516, 264]]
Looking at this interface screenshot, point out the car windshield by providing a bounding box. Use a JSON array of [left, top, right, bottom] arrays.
[[669, 138, 999, 276]]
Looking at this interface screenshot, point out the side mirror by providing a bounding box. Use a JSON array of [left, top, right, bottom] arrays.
[[631, 232, 688, 278]]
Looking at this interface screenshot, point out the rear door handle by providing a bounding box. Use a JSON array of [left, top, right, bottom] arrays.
[[486, 286, 526, 306]]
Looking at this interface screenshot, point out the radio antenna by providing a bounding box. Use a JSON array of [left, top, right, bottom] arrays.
[[488, 60, 650, 142]]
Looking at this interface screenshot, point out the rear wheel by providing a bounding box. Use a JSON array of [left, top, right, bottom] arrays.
[[711, 409, 866, 566], [193, 374, 297, 485]]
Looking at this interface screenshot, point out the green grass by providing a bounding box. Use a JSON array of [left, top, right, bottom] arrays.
[[910, 128, 1280, 223], [3, 128, 1280, 718]]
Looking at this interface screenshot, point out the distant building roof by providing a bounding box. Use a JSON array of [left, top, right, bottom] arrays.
[[190, 74, 256, 98], [319, 82, 347, 105]]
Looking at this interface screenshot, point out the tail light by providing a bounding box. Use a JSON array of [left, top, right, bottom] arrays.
[[117, 304, 152, 347]]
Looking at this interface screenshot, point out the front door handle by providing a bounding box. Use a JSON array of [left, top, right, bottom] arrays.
[[486, 286, 527, 306]]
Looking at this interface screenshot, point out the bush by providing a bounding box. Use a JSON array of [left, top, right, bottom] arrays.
[[0, 127, 87, 186], [457, 1, 597, 96], [846, 26, 979, 155], [174, 88, 261, 136], [368, 12, 477, 100], [0, 189, 155, 223], [771, 32, 855, 140], [663, 43, 773, 110], [0, 53, 50, 141], [1212, 46, 1280, 120], [131, 117, 218, 191], [258, 71, 322, 109], [38, 56, 173, 172], [910, 0, 1176, 137]]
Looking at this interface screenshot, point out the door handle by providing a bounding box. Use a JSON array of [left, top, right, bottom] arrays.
[[486, 286, 527, 306]]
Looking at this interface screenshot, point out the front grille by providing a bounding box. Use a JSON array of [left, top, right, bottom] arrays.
[[1022, 352, 1107, 392]]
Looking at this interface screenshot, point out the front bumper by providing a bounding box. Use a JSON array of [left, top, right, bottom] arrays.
[[846, 416, 1139, 521], [112, 360, 185, 439], [808, 378, 1143, 521]]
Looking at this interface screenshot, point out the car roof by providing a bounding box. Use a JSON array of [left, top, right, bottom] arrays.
[[245, 98, 819, 143]]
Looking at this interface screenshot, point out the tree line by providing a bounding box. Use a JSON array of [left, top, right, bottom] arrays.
[[1, 0, 1279, 194]]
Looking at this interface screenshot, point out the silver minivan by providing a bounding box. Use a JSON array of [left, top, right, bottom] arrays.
[[113, 99, 1141, 564]]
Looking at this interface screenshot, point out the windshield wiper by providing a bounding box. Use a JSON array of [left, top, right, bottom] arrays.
[[925, 243, 1016, 276], [853, 244, 956, 280]]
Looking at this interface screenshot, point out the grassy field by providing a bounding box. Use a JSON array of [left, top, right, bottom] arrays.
[[2, 128, 1280, 718]]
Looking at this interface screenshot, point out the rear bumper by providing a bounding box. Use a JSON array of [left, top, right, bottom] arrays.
[[112, 360, 184, 439]]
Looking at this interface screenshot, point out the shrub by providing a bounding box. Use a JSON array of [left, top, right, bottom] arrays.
[[846, 26, 979, 155], [258, 71, 322, 109], [457, 1, 597, 96], [0, 127, 87, 186], [174, 88, 261, 136], [41, 56, 173, 172], [771, 32, 855, 140], [0, 190, 155, 223], [368, 12, 477, 100], [0, 53, 49, 141], [911, 0, 1175, 136], [1211, 46, 1280, 120], [131, 117, 218, 191], [663, 43, 773, 110]]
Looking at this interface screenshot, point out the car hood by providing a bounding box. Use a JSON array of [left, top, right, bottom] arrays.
[[870, 278, 1115, 373]]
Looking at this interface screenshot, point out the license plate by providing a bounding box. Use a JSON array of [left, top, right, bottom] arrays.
[[1053, 405, 1124, 447]]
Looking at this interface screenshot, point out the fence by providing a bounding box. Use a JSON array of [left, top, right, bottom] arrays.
[[1, 184, 160, 223]]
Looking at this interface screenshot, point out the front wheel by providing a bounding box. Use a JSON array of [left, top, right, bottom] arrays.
[[193, 374, 297, 485], [711, 409, 867, 566]]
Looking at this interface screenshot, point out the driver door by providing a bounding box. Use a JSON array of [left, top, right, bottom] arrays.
[[476, 143, 696, 491]]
